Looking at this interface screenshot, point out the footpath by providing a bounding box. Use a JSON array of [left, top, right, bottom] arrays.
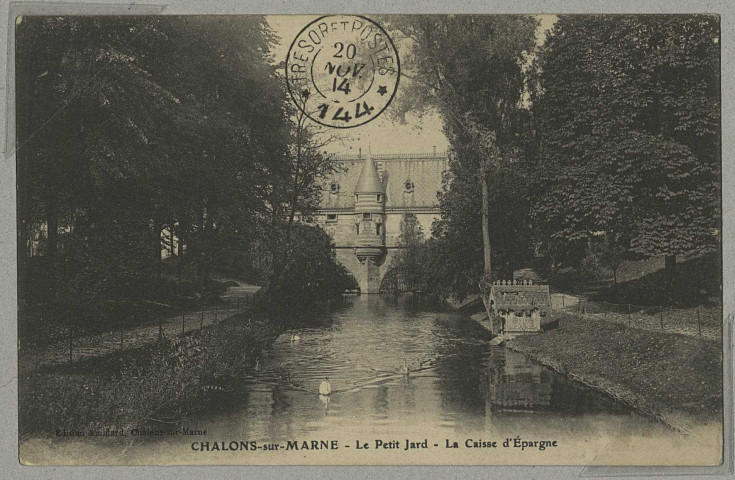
[[553, 293, 721, 341], [19, 281, 261, 374]]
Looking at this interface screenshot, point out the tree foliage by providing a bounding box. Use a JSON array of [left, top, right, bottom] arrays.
[[385, 213, 426, 292], [16, 16, 347, 318], [384, 15, 539, 299], [530, 15, 721, 273]]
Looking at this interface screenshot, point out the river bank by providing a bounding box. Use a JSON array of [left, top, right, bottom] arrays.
[[19, 310, 282, 442], [505, 314, 723, 434], [19, 296, 724, 466]]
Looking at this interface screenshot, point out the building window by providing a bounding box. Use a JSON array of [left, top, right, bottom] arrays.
[[330, 182, 340, 194], [356, 223, 360, 235], [326, 213, 338, 222], [404, 179, 414, 193], [362, 212, 372, 221], [377, 194, 382, 202], [376, 224, 381, 235]]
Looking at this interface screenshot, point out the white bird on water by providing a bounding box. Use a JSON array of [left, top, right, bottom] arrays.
[[319, 377, 332, 396], [290, 334, 300, 342]]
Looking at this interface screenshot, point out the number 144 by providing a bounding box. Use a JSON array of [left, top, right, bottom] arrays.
[[317, 102, 375, 123]]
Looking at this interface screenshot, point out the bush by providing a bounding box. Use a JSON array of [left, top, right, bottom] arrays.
[[264, 224, 352, 314], [19, 314, 281, 437]]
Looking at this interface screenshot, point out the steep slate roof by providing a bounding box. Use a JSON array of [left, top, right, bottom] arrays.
[[319, 152, 448, 211], [354, 155, 385, 194]]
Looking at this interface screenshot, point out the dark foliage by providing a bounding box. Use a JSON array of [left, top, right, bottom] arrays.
[[530, 16, 721, 274], [16, 16, 344, 332], [19, 314, 281, 436]]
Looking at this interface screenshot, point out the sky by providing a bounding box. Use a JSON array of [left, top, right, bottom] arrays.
[[266, 15, 556, 156]]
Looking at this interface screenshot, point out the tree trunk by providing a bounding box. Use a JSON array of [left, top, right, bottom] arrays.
[[201, 207, 215, 285], [264, 117, 305, 305], [177, 230, 184, 258], [665, 254, 677, 285], [264, 216, 287, 304], [19, 221, 30, 258], [46, 199, 58, 260], [176, 227, 184, 281], [44, 197, 58, 323], [169, 228, 175, 258], [154, 224, 162, 279], [481, 174, 492, 280]]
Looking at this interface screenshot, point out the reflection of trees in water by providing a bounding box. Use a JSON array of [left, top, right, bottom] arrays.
[[266, 384, 295, 437], [488, 349, 632, 415], [431, 318, 633, 421], [270, 383, 292, 416], [546, 374, 631, 415], [373, 385, 389, 419], [431, 318, 493, 424], [383, 292, 449, 313], [333, 294, 390, 320], [487, 349, 552, 409]]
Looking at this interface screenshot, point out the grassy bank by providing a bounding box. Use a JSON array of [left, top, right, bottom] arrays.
[[506, 314, 722, 433], [19, 312, 281, 438]]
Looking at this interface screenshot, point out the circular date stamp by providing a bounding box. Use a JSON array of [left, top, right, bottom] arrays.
[[286, 15, 400, 129]]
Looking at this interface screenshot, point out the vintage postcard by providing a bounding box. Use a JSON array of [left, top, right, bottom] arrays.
[[11, 11, 729, 468]]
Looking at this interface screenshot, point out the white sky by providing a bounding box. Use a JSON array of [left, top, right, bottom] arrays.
[[266, 15, 555, 156]]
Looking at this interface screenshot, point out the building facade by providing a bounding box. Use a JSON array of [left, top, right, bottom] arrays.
[[312, 150, 449, 293]]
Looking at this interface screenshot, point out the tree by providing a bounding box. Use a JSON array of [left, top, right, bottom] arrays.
[[530, 16, 720, 284], [16, 16, 295, 312], [259, 90, 342, 303], [267, 223, 351, 313], [386, 213, 426, 292], [385, 16, 538, 295]]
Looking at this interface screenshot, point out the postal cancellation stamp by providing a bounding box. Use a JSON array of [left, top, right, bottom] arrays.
[[285, 15, 400, 128]]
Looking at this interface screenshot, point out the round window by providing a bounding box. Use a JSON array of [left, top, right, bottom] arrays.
[[330, 182, 340, 194], [404, 179, 414, 193]]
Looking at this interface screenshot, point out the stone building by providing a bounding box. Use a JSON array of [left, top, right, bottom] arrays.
[[311, 150, 448, 293]]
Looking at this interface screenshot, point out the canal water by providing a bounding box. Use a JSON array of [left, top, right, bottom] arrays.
[[184, 295, 668, 442], [23, 294, 696, 465]]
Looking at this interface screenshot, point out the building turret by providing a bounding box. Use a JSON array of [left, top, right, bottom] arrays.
[[353, 154, 386, 262]]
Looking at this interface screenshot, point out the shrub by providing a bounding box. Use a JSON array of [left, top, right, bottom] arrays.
[[19, 314, 281, 437]]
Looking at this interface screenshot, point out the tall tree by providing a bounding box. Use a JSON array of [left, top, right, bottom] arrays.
[[259, 90, 341, 303], [530, 15, 720, 283], [386, 213, 426, 292], [385, 15, 538, 292], [16, 16, 293, 308]]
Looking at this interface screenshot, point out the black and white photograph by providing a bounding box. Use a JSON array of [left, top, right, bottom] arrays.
[[9, 10, 728, 467]]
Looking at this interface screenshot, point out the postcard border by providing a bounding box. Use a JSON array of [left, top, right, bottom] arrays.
[[1, 1, 733, 479]]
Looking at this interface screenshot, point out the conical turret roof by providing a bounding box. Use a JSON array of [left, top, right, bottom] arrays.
[[354, 154, 385, 194]]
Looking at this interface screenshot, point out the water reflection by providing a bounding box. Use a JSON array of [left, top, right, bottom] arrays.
[[179, 295, 662, 442], [485, 350, 553, 410]]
